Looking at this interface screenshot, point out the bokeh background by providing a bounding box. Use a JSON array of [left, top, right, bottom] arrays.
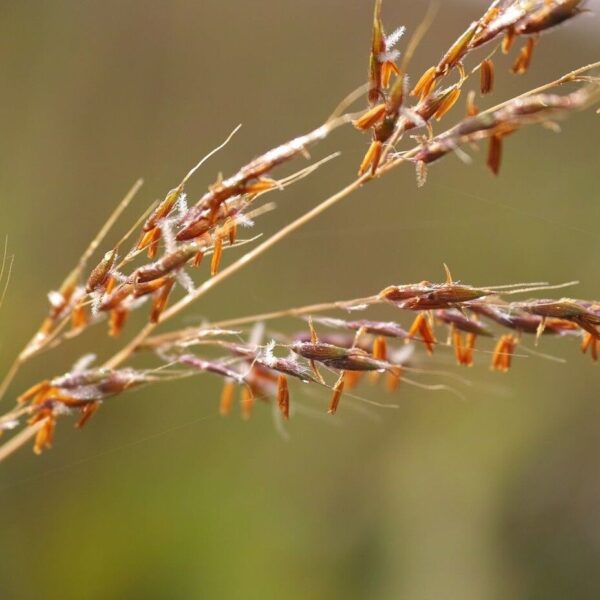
[[1, 1, 599, 598]]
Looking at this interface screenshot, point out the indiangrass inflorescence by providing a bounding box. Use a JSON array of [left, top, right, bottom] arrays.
[[0, 0, 599, 461]]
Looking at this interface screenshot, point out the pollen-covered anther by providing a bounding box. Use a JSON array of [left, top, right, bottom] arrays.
[[211, 236, 224, 276], [581, 332, 599, 362], [437, 21, 478, 76], [150, 278, 175, 324], [328, 375, 345, 415], [452, 329, 476, 366], [368, 0, 386, 105], [343, 370, 363, 391], [411, 66, 437, 99], [71, 300, 88, 332], [137, 228, 157, 252], [372, 336, 388, 361], [76, 401, 100, 428], [433, 88, 461, 121], [480, 59, 494, 95], [491, 334, 518, 372], [244, 177, 278, 194], [358, 141, 383, 176], [143, 227, 162, 259], [512, 38, 537, 75], [462, 333, 476, 367], [466, 90, 479, 117], [407, 313, 436, 355], [86, 249, 117, 293], [99, 283, 134, 312], [415, 160, 428, 188], [240, 385, 255, 420], [108, 306, 129, 337], [353, 104, 387, 131], [478, 4, 499, 31], [386, 366, 402, 392], [31, 411, 56, 455], [502, 28, 516, 54], [487, 135, 503, 176], [133, 276, 172, 298], [220, 380, 235, 416], [381, 60, 400, 89], [276, 375, 290, 420]]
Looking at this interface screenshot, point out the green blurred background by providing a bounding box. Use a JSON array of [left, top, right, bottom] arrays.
[[1, 1, 599, 598]]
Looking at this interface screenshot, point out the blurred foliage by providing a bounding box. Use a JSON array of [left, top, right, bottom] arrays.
[[0, 1, 599, 598]]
